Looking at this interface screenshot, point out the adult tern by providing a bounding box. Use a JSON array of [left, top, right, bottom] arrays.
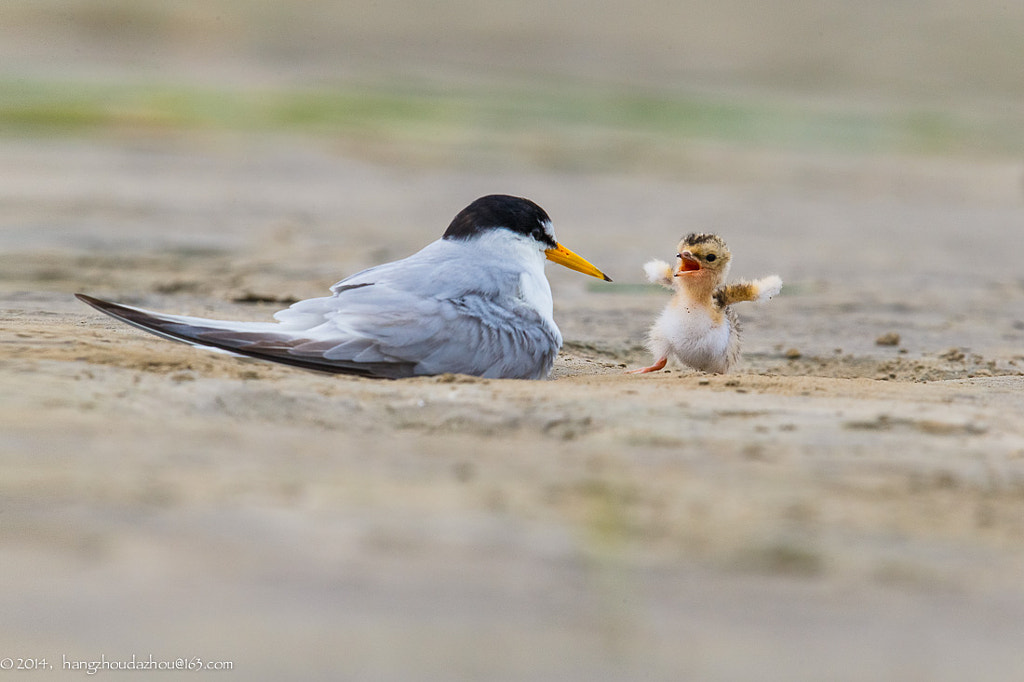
[[77, 194, 611, 379]]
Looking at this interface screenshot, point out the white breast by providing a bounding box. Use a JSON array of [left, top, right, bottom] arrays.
[[650, 302, 733, 373], [519, 264, 555, 325]]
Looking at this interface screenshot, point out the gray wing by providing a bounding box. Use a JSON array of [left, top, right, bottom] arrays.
[[77, 289, 559, 379], [77, 238, 562, 379], [277, 281, 561, 379], [270, 239, 563, 378], [77, 265, 562, 380]]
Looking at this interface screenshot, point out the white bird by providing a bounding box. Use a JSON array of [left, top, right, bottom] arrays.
[[77, 195, 611, 380], [629, 232, 781, 375]]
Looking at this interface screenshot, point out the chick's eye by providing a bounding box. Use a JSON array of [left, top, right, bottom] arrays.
[[705, 253, 717, 262]]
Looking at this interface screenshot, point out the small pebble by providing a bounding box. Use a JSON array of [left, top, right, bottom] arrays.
[[785, 348, 802, 359], [940, 348, 966, 362], [876, 332, 901, 346]]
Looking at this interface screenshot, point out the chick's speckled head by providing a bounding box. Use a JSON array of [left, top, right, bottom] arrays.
[[675, 233, 731, 279]]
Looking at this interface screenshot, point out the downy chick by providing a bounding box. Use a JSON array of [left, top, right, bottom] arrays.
[[629, 233, 781, 374]]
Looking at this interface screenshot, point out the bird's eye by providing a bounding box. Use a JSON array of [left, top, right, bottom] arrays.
[[705, 254, 717, 262], [531, 227, 546, 242], [676, 253, 682, 259]]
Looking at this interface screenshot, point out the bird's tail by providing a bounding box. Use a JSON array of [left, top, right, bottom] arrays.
[[74, 293, 388, 377]]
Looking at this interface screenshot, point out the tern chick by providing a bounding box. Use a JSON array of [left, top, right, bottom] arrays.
[[629, 233, 781, 375], [77, 195, 611, 380]]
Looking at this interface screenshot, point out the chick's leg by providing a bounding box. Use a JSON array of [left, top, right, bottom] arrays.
[[628, 356, 667, 374], [628, 314, 672, 373]]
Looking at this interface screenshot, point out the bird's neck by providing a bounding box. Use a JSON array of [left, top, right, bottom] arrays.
[[675, 271, 721, 303]]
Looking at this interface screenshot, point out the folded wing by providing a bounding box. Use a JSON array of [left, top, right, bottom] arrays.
[[76, 284, 558, 379], [77, 237, 562, 379]]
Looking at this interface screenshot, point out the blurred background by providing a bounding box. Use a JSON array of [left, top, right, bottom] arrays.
[[4, 0, 1024, 170], [5, 0, 1024, 318]]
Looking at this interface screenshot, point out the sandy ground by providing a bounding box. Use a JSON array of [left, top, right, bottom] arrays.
[[4, 1, 1024, 679], [2, 136, 1024, 681]]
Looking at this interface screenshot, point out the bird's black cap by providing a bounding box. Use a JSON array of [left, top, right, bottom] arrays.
[[443, 195, 556, 248]]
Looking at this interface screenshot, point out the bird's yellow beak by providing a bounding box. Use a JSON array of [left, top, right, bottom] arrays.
[[545, 243, 612, 282]]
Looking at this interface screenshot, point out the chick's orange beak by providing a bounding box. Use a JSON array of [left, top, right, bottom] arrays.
[[675, 252, 701, 276], [545, 243, 612, 282]]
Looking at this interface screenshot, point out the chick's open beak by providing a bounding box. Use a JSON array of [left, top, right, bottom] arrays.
[[675, 252, 701, 276], [545, 243, 612, 282]]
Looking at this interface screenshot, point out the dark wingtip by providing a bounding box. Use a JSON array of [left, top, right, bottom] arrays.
[[75, 292, 106, 309], [75, 293, 127, 316]]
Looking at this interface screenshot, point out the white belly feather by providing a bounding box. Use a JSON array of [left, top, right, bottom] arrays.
[[648, 302, 737, 374]]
